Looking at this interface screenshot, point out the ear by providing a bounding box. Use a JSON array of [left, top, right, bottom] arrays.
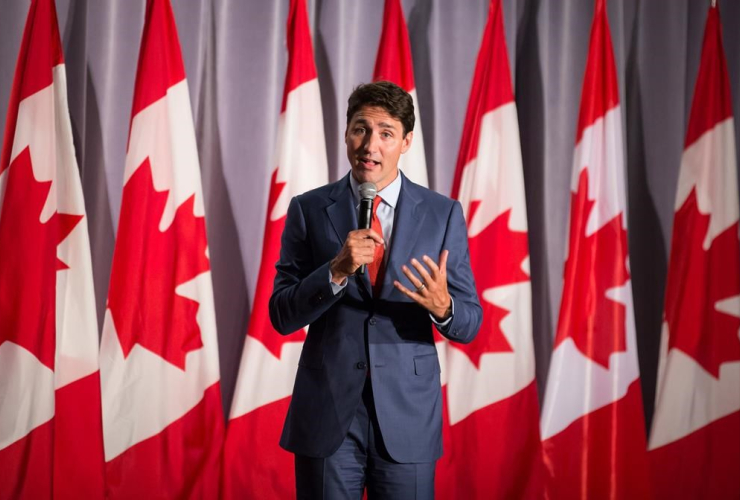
[[401, 131, 414, 154]]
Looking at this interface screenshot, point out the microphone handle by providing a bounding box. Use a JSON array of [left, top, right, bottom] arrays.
[[357, 197, 373, 275]]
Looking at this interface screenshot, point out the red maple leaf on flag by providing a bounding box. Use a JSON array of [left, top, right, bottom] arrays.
[[664, 188, 740, 378], [448, 201, 530, 367], [248, 169, 307, 359], [0, 147, 82, 370], [554, 168, 630, 369], [108, 159, 210, 370]]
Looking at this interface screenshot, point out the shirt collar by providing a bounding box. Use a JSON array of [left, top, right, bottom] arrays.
[[348, 170, 402, 208]]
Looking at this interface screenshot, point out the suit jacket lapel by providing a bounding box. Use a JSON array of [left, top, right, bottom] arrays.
[[326, 174, 372, 296], [382, 173, 425, 299]]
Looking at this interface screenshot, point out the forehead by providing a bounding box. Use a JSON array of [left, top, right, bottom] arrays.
[[348, 106, 402, 129]]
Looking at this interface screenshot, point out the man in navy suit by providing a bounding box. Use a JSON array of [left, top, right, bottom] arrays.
[[269, 81, 482, 499]]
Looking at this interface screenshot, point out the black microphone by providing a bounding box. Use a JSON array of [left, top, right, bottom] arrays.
[[357, 182, 377, 275]]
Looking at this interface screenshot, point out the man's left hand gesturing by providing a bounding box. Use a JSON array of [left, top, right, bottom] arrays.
[[393, 250, 452, 321]]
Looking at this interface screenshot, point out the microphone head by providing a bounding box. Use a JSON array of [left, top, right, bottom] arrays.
[[358, 182, 377, 201]]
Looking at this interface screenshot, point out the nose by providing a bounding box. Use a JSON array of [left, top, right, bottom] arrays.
[[363, 130, 381, 154]]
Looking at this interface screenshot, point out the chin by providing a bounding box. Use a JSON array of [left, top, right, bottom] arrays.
[[353, 170, 378, 184]]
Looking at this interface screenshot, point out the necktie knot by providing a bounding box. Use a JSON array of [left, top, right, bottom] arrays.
[[372, 195, 382, 215]]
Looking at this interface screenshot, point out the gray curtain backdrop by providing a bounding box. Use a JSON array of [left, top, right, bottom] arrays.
[[1, 0, 739, 430]]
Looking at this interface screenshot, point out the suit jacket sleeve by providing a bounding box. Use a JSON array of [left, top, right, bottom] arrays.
[[269, 196, 343, 334], [437, 200, 482, 344]]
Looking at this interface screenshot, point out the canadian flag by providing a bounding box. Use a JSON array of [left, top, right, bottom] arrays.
[[373, 0, 428, 187], [539, 0, 652, 498], [0, 0, 105, 498], [221, 0, 328, 497], [99, 0, 224, 497], [648, 4, 740, 499], [435, 0, 542, 498]]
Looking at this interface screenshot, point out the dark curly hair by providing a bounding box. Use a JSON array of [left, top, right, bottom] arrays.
[[346, 81, 415, 136]]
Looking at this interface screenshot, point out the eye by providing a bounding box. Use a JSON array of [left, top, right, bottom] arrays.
[[381, 131, 393, 138]]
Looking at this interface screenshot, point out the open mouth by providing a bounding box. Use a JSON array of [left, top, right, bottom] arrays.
[[358, 157, 380, 168]]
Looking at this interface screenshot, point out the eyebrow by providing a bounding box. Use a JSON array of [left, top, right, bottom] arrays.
[[353, 118, 396, 130]]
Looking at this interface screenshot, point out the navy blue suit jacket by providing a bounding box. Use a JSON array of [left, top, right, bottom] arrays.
[[269, 172, 482, 463]]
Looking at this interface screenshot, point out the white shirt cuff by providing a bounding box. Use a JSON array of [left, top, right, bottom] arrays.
[[430, 297, 454, 327], [329, 270, 348, 295]]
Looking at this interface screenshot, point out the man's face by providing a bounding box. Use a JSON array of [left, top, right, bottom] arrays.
[[345, 106, 413, 191]]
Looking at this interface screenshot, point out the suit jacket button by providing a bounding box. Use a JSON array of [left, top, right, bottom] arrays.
[[356, 361, 367, 370], [369, 318, 377, 326]]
